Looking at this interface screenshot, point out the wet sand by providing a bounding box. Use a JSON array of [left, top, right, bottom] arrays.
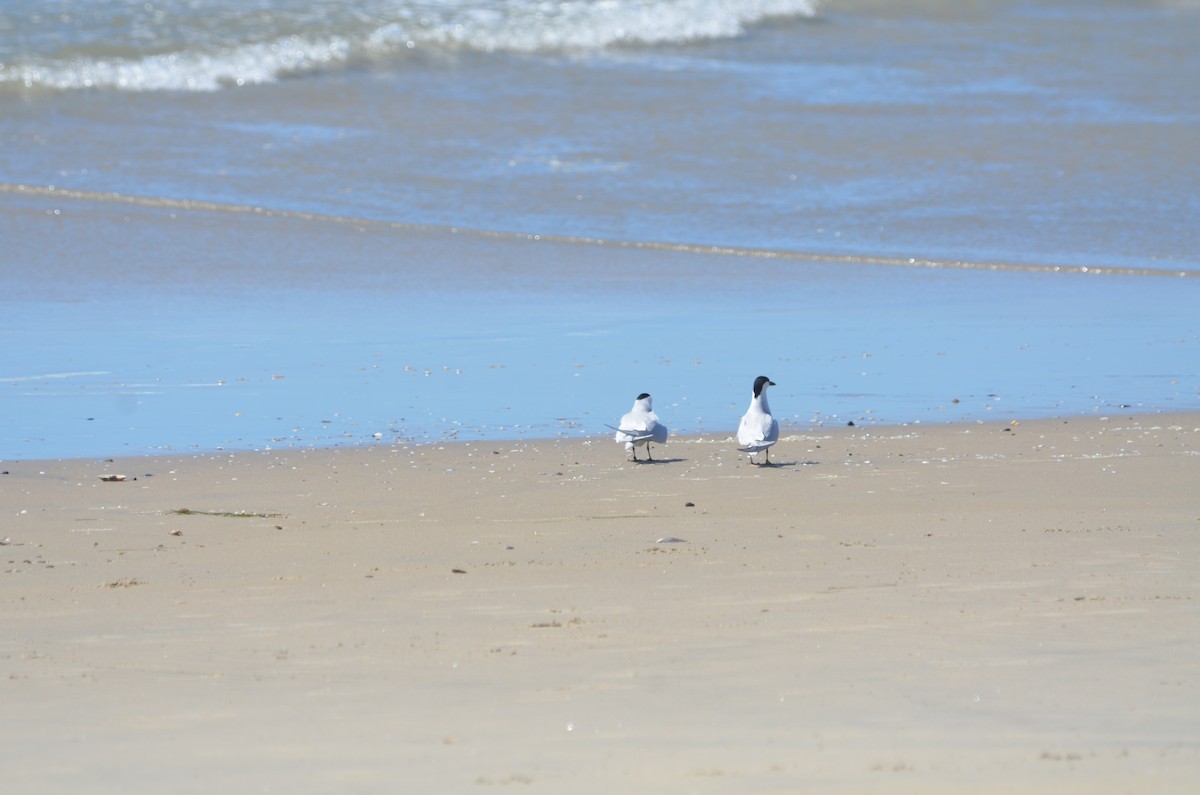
[[6, 186, 1199, 461], [2, 414, 1198, 793]]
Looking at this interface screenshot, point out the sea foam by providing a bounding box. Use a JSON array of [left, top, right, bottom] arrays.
[[0, 0, 819, 92]]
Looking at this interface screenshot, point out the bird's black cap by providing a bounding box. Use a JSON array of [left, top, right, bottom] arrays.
[[752, 375, 776, 397]]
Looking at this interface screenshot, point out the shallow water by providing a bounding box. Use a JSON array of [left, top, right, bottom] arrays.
[[3, 189, 1195, 459], [2, 0, 1198, 459]]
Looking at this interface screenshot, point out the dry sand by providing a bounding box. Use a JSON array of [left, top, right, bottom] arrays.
[[3, 414, 1198, 793]]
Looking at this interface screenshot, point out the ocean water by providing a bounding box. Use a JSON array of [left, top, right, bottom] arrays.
[[2, 0, 1198, 459]]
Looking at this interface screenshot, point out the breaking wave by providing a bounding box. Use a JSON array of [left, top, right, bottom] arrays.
[[0, 0, 819, 92]]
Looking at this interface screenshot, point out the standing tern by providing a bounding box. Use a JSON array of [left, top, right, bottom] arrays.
[[737, 375, 779, 465], [608, 392, 668, 462]]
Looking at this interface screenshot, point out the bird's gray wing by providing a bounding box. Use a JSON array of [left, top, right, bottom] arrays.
[[606, 424, 656, 441]]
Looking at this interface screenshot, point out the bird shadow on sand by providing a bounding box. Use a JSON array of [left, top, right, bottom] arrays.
[[743, 459, 815, 470], [628, 456, 686, 465]]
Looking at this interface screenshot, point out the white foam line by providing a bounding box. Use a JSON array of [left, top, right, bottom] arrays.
[[0, 370, 110, 383], [4, 183, 1193, 280], [121, 383, 226, 389], [18, 391, 162, 397]]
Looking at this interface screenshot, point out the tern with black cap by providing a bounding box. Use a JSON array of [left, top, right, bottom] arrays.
[[737, 375, 779, 465], [608, 392, 669, 462]]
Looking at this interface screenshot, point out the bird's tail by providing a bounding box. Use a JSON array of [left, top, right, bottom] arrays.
[[606, 424, 655, 441]]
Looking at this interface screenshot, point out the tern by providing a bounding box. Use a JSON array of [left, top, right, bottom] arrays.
[[737, 375, 779, 465], [608, 392, 668, 462]]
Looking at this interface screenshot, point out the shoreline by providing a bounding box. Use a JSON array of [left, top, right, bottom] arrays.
[[6, 188, 1198, 463], [5, 406, 1195, 467], [6, 182, 1198, 278], [4, 410, 1198, 792]]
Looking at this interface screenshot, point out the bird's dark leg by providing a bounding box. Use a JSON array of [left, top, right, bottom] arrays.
[[763, 448, 772, 466], [631, 445, 639, 462], [647, 444, 654, 462]]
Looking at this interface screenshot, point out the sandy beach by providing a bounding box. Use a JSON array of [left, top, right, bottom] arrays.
[[3, 413, 1197, 793], [5, 1, 1198, 790]]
